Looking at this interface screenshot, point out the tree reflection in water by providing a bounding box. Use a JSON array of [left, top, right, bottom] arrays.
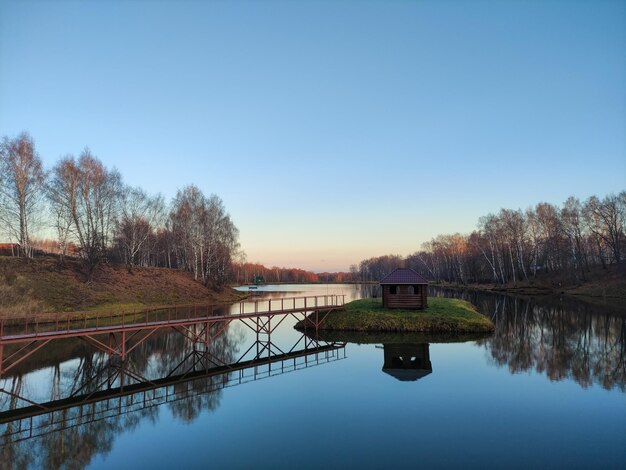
[[1, 287, 624, 469], [0, 322, 345, 469], [0, 323, 245, 469], [431, 287, 626, 391]]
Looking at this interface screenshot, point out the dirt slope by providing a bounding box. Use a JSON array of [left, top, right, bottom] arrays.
[[0, 256, 244, 316]]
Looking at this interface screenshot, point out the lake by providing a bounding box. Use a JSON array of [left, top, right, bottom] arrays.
[[0, 284, 624, 469]]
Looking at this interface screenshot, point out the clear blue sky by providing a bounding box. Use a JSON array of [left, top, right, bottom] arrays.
[[1, 0, 624, 271]]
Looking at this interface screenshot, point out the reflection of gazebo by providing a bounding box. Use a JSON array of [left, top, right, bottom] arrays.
[[382, 343, 432, 381]]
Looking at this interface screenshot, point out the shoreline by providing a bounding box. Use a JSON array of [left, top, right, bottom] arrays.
[[429, 266, 626, 300]]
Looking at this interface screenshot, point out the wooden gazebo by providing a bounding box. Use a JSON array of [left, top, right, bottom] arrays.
[[380, 268, 428, 309]]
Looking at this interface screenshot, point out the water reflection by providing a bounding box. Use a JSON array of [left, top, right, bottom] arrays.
[[0, 325, 238, 468], [0, 323, 345, 469], [430, 287, 626, 391], [308, 330, 494, 385], [381, 343, 432, 382], [1, 284, 624, 469]]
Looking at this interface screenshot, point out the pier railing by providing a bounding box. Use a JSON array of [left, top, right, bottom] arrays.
[[0, 294, 346, 341]]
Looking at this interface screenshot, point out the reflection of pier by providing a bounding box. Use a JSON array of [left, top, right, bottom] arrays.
[[0, 295, 344, 375], [0, 295, 347, 444], [0, 336, 346, 445]]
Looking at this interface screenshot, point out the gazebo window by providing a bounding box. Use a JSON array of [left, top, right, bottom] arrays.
[[390, 285, 398, 295], [408, 286, 415, 294]]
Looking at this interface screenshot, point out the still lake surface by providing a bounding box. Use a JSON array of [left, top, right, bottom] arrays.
[[1, 284, 624, 469]]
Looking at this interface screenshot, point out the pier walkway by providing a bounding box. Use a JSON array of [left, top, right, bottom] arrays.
[[0, 295, 345, 374]]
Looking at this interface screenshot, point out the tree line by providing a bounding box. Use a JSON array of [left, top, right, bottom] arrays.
[[355, 191, 626, 284], [0, 132, 239, 286], [230, 261, 355, 284]]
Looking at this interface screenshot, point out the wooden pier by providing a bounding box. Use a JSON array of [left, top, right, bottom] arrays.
[[0, 295, 345, 376], [0, 295, 348, 443]]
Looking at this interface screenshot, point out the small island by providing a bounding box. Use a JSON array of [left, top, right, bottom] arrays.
[[295, 297, 495, 334], [295, 268, 494, 334]]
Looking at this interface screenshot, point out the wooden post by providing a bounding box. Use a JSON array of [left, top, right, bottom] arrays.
[[0, 342, 3, 377], [121, 331, 126, 359]]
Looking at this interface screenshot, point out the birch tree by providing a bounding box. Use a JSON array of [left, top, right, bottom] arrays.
[[169, 185, 239, 287], [0, 133, 46, 257], [115, 187, 165, 270], [561, 197, 588, 279]]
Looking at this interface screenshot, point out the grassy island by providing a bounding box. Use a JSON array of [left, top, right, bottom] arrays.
[[295, 297, 495, 334]]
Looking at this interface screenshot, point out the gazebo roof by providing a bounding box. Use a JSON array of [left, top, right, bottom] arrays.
[[382, 368, 432, 382], [380, 268, 428, 285]]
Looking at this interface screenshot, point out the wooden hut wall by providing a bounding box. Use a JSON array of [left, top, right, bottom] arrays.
[[382, 284, 427, 309]]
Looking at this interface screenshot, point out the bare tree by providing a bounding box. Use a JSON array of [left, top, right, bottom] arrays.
[[387, 191, 625, 286], [561, 197, 589, 280], [47, 156, 77, 264], [0, 133, 46, 257], [114, 186, 165, 270], [169, 185, 239, 287], [583, 196, 610, 268], [49, 150, 122, 279], [584, 194, 624, 266]]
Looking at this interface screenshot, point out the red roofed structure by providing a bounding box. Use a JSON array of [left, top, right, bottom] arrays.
[[379, 268, 428, 310], [0, 243, 20, 256]]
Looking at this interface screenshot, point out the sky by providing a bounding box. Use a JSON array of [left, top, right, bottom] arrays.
[[1, 0, 625, 271]]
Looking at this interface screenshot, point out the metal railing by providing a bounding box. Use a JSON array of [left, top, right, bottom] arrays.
[[0, 295, 346, 340]]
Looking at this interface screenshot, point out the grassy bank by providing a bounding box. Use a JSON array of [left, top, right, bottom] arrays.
[[295, 297, 494, 333], [433, 265, 626, 300], [0, 256, 246, 318]]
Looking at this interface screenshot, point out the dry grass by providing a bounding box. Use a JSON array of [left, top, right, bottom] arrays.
[[0, 262, 48, 315], [565, 266, 626, 299], [0, 278, 47, 316], [436, 265, 626, 299], [0, 256, 245, 318]]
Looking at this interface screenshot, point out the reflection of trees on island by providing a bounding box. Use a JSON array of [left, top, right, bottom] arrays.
[[432, 287, 626, 391]]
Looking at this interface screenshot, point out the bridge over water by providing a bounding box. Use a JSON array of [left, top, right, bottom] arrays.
[[0, 295, 346, 444], [0, 294, 345, 373]]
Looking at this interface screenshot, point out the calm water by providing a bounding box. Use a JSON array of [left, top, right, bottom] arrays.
[[1, 284, 624, 469]]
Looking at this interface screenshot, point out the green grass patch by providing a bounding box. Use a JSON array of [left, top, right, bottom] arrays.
[[295, 297, 494, 333]]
